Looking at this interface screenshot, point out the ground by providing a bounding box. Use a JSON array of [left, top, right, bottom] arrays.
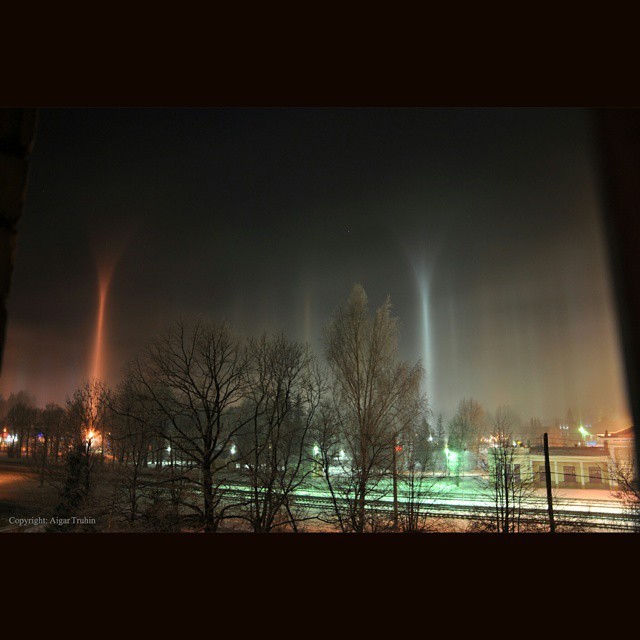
[[0, 453, 629, 532], [0, 454, 58, 531]]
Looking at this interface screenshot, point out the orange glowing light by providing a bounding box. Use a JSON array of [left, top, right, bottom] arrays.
[[91, 270, 112, 383], [89, 225, 134, 385]]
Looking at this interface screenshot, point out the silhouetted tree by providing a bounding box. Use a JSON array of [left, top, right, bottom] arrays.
[[611, 456, 640, 531], [447, 398, 485, 486], [471, 406, 536, 533], [65, 380, 110, 454], [316, 285, 423, 532], [124, 318, 253, 532], [234, 334, 325, 532], [6, 395, 36, 458], [50, 442, 96, 529]]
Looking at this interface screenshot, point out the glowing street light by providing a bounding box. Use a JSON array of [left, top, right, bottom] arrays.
[[444, 445, 458, 477], [445, 445, 458, 463]]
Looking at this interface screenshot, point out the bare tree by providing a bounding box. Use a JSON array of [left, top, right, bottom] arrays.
[[470, 406, 537, 533], [105, 379, 159, 527], [42, 403, 66, 463], [447, 397, 485, 486], [49, 442, 97, 529], [64, 380, 110, 454], [396, 409, 446, 532], [234, 334, 325, 532], [44, 381, 109, 514], [611, 456, 640, 532], [46, 381, 111, 527], [124, 318, 252, 532], [317, 284, 424, 533], [6, 396, 36, 458], [37, 403, 64, 485]]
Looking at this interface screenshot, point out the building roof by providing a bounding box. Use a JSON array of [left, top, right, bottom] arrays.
[[528, 445, 609, 457], [596, 426, 635, 439]]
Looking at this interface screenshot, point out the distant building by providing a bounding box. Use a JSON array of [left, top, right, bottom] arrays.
[[545, 422, 572, 447], [479, 435, 636, 490], [596, 426, 635, 471], [476, 422, 635, 491], [527, 445, 611, 488]]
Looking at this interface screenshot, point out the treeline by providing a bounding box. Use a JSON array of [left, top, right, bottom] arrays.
[[2, 391, 73, 463], [2, 285, 443, 532], [2, 284, 584, 533]]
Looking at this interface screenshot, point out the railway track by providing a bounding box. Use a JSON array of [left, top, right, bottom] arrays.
[[218, 483, 638, 531]]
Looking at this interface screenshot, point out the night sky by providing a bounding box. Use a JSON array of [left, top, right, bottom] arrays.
[[0, 108, 629, 424]]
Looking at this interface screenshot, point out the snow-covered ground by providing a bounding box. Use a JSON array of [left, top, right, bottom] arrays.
[[536, 487, 619, 502]]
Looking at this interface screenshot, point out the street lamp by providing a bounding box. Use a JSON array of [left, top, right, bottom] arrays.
[[579, 425, 588, 442]]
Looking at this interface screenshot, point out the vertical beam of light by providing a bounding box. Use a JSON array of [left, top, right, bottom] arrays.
[[407, 251, 435, 404], [87, 223, 136, 386], [90, 268, 113, 383], [403, 228, 446, 409], [403, 227, 447, 411], [418, 269, 433, 403]]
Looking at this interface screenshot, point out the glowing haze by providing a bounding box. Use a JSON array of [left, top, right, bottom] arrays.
[[0, 108, 631, 425]]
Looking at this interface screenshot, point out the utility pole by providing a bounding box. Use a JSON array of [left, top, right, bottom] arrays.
[[392, 438, 399, 530], [543, 433, 555, 533]]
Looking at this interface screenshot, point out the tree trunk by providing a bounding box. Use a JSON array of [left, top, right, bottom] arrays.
[[39, 434, 49, 487], [202, 464, 215, 532]]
